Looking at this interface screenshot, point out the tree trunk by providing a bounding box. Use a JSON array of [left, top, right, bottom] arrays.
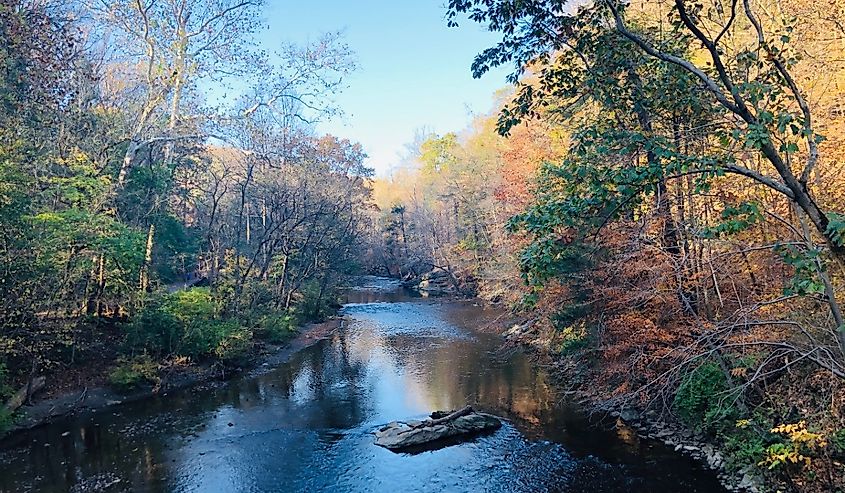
[[86, 254, 106, 316], [117, 140, 140, 189], [139, 223, 155, 292]]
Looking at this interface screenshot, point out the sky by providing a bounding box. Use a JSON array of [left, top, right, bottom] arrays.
[[260, 0, 512, 176]]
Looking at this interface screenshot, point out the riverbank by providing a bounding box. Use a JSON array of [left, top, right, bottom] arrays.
[[499, 321, 762, 493], [1, 318, 342, 438]]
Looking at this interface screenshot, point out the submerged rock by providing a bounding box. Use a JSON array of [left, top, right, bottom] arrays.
[[374, 407, 502, 451]]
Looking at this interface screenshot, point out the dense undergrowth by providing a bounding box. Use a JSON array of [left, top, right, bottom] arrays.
[[106, 284, 336, 391]]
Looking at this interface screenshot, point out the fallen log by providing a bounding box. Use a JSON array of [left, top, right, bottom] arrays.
[[411, 405, 473, 429], [4, 376, 46, 414]]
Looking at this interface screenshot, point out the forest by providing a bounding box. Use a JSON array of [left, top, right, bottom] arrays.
[[0, 0, 369, 408], [2, 0, 845, 491]]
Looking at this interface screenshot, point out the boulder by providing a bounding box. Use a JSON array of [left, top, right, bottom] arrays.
[[374, 406, 502, 451]]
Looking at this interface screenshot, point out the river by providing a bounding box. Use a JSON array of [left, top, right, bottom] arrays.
[[0, 277, 724, 492]]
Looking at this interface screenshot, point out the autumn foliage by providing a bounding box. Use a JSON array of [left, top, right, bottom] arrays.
[[367, 0, 845, 490]]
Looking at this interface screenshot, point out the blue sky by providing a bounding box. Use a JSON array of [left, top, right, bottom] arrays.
[[262, 0, 511, 176]]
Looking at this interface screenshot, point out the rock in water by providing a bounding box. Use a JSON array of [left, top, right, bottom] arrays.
[[374, 408, 502, 451]]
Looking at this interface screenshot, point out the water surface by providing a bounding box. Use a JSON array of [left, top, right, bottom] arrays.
[[0, 277, 724, 492]]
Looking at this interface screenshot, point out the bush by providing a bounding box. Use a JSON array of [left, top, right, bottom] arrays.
[[212, 326, 253, 364], [298, 279, 335, 321], [549, 287, 591, 330], [182, 319, 252, 362], [257, 312, 298, 343], [239, 282, 277, 322], [125, 288, 254, 362], [0, 362, 14, 431], [832, 428, 845, 455], [166, 288, 219, 323], [555, 320, 590, 355], [108, 355, 160, 390], [760, 421, 828, 471], [722, 426, 768, 471], [674, 361, 740, 434], [124, 296, 182, 357]]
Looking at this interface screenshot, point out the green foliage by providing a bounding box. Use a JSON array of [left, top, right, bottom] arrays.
[[166, 288, 220, 323], [108, 355, 160, 390], [674, 362, 740, 434], [774, 244, 825, 296], [516, 291, 540, 310], [827, 213, 845, 247], [700, 202, 764, 238], [510, 231, 593, 284], [124, 288, 252, 363], [550, 287, 591, 327], [725, 435, 767, 471], [211, 325, 253, 364], [298, 280, 336, 321], [153, 214, 198, 284], [761, 421, 828, 470], [182, 320, 250, 362], [257, 313, 298, 343], [722, 425, 769, 472], [419, 133, 461, 174], [124, 296, 183, 357], [554, 320, 591, 355], [831, 428, 845, 454]]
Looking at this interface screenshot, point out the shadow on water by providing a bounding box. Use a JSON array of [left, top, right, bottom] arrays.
[[0, 276, 725, 492]]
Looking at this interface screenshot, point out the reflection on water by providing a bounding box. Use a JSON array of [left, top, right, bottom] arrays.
[[0, 277, 724, 492]]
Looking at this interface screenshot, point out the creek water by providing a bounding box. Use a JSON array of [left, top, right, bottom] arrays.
[[0, 277, 724, 492]]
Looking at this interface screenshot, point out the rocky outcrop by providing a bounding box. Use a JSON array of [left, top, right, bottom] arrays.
[[374, 406, 502, 451], [415, 269, 456, 295]]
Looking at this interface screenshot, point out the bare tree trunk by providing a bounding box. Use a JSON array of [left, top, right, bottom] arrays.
[[117, 140, 140, 189], [276, 254, 289, 308], [139, 224, 155, 292], [86, 254, 106, 316]]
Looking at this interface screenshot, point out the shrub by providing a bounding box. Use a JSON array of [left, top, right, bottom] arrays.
[[832, 428, 845, 455], [549, 287, 591, 330], [166, 288, 219, 323], [240, 282, 277, 322], [257, 312, 297, 343], [0, 362, 14, 432], [722, 425, 768, 472], [674, 361, 740, 434], [760, 421, 827, 471], [181, 319, 252, 362], [108, 355, 160, 390], [555, 320, 590, 355], [212, 326, 253, 364], [180, 319, 227, 357], [124, 296, 182, 357], [125, 288, 253, 361], [298, 279, 335, 321]]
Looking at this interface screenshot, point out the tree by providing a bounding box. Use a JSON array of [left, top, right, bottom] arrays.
[[448, 0, 845, 371]]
